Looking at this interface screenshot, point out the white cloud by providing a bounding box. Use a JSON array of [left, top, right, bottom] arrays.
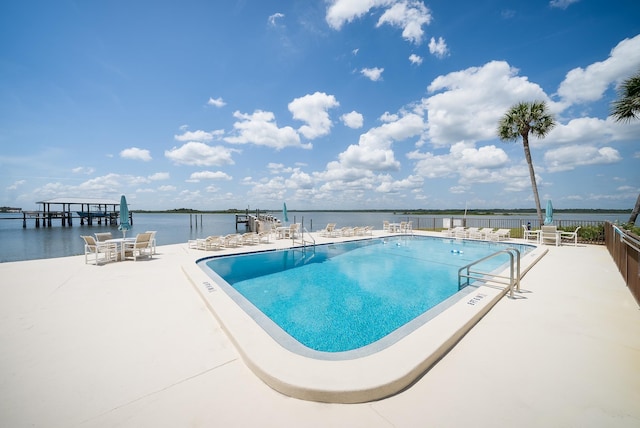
[[224, 110, 309, 150], [325, 0, 393, 30], [268, 12, 285, 26], [72, 166, 95, 175], [411, 142, 510, 180], [428, 36, 449, 58], [148, 172, 169, 181], [341, 111, 364, 128], [376, 1, 433, 44], [380, 112, 399, 122], [361, 67, 384, 81], [189, 171, 232, 181], [549, 0, 579, 9], [164, 142, 238, 166], [424, 60, 550, 147], [207, 97, 226, 107], [158, 185, 176, 192], [6, 180, 26, 190], [174, 129, 223, 142], [288, 92, 340, 139], [557, 34, 640, 105], [120, 147, 152, 161], [408, 53, 423, 65], [544, 145, 621, 172]]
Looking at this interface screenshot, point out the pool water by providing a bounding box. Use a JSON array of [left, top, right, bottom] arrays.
[[200, 236, 531, 353]]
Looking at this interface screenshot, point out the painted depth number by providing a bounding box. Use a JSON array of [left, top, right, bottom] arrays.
[[467, 293, 487, 306]]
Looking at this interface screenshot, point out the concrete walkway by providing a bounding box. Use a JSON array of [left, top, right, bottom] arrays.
[[0, 233, 638, 427]]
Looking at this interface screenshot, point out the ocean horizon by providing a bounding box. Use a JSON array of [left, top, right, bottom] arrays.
[[0, 211, 630, 263]]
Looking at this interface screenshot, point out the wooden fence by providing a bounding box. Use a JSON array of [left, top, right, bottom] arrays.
[[605, 222, 640, 305]]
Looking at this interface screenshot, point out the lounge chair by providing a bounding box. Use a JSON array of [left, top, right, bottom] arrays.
[[488, 228, 511, 241], [454, 227, 467, 238], [383, 221, 391, 232], [338, 227, 354, 237], [196, 235, 224, 250], [257, 230, 271, 243], [466, 227, 484, 239], [560, 226, 581, 246], [222, 234, 243, 247], [319, 223, 337, 237], [403, 221, 413, 234], [540, 225, 560, 246], [81, 235, 117, 265], [477, 228, 495, 239], [123, 232, 154, 261], [241, 232, 259, 245]]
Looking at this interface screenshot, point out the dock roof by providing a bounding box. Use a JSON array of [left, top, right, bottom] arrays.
[[36, 197, 121, 205]]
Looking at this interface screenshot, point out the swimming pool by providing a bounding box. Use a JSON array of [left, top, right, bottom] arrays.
[[198, 235, 533, 357]]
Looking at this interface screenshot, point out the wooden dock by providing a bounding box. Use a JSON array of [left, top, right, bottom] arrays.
[[21, 197, 131, 228], [235, 212, 280, 232]]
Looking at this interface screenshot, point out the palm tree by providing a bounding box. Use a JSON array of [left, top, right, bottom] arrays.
[[610, 69, 640, 225], [498, 101, 556, 226], [611, 69, 640, 123]]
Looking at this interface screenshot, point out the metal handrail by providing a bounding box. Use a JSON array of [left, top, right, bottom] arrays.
[[458, 248, 521, 298], [613, 224, 640, 252], [295, 226, 316, 248]]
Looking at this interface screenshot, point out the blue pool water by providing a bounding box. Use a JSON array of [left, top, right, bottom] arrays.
[[200, 236, 532, 354]]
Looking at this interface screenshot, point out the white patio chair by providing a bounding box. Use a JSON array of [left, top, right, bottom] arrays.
[[81, 235, 117, 265], [540, 225, 560, 246], [560, 226, 581, 246], [123, 232, 154, 261]]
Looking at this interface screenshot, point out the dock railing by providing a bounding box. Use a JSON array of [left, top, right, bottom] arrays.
[[605, 222, 640, 305]]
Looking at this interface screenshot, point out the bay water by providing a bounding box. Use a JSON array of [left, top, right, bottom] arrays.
[[0, 211, 629, 263]]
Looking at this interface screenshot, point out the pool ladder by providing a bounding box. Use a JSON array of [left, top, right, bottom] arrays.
[[458, 248, 521, 298]]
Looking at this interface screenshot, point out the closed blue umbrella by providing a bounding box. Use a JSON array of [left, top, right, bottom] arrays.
[[544, 200, 553, 225], [282, 202, 289, 224], [118, 195, 131, 238]]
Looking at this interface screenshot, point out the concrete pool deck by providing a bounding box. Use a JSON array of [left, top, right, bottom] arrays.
[[0, 231, 638, 427]]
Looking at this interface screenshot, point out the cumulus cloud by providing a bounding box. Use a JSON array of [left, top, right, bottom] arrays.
[[6, 180, 26, 190], [224, 110, 309, 150], [325, 0, 392, 30], [361, 67, 384, 81], [174, 129, 224, 142], [207, 97, 226, 107], [411, 142, 510, 179], [165, 142, 238, 166], [329, 113, 424, 174], [428, 36, 449, 58], [341, 111, 364, 128], [148, 172, 169, 181], [189, 171, 232, 181], [72, 166, 95, 175], [288, 92, 340, 139], [423, 60, 550, 147], [557, 34, 640, 105], [544, 145, 621, 172], [326, 0, 433, 44], [376, 1, 433, 44], [120, 147, 152, 161], [409, 53, 423, 65]]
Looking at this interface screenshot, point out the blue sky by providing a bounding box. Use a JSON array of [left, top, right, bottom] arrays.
[[1, 0, 639, 211]]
